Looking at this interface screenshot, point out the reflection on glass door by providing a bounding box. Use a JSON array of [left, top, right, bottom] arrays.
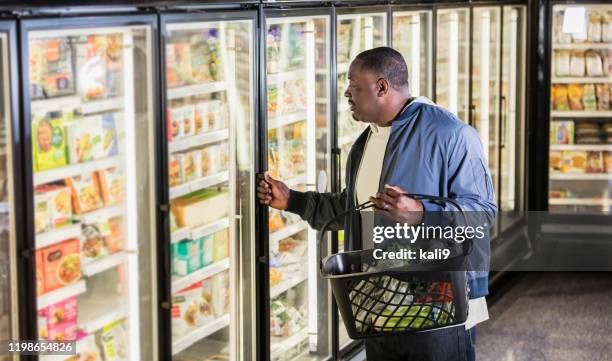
[[500, 6, 526, 230], [393, 10, 433, 98], [548, 4, 612, 214], [163, 18, 255, 360], [0, 28, 16, 357], [436, 9, 470, 122], [25, 20, 156, 360], [472, 7, 501, 201], [266, 15, 330, 361]]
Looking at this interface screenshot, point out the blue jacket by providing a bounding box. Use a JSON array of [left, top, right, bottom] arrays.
[[286, 97, 497, 298]]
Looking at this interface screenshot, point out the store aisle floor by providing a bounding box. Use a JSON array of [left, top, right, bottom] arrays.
[[477, 273, 612, 361]]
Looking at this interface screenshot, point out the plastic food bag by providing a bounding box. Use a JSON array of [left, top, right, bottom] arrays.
[[596, 84, 610, 110], [603, 12, 612, 43], [555, 50, 571, 76], [568, 84, 584, 111], [585, 50, 604, 76], [552, 85, 570, 111], [587, 13, 602, 43], [570, 51, 585, 76], [583, 84, 598, 111]]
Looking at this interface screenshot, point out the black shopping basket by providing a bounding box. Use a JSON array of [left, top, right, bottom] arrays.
[[319, 194, 470, 340]]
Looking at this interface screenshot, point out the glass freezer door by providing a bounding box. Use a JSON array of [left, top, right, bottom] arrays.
[[392, 10, 433, 98], [436, 8, 470, 122], [24, 19, 157, 360], [266, 14, 331, 361], [548, 4, 612, 214], [0, 25, 18, 356], [163, 18, 255, 360]]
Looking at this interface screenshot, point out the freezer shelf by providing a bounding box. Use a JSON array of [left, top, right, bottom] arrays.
[[170, 171, 230, 200], [33, 156, 122, 186], [550, 144, 612, 151], [552, 42, 612, 50], [271, 327, 309, 360], [550, 173, 611, 180], [551, 110, 612, 118], [167, 81, 227, 100], [78, 296, 129, 334], [75, 203, 125, 225], [270, 272, 308, 299], [171, 258, 230, 293], [82, 251, 129, 277], [36, 224, 82, 249], [549, 198, 612, 206], [268, 112, 308, 130], [551, 76, 612, 84], [37, 280, 86, 310], [31, 96, 123, 116], [169, 128, 229, 154], [171, 217, 230, 244], [270, 221, 308, 245], [172, 314, 231, 356]]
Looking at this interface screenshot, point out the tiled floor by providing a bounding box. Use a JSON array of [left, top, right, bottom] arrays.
[[476, 273, 612, 361]]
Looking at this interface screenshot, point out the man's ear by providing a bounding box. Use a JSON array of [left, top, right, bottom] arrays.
[[376, 78, 389, 97]]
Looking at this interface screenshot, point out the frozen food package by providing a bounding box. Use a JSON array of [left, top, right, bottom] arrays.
[[211, 270, 230, 316], [567, 84, 584, 111], [173, 238, 202, 276], [36, 185, 72, 229], [587, 151, 604, 173], [207, 30, 223, 81], [101, 113, 118, 158], [76, 36, 107, 101], [570, 51, 586, 76], [190, 38, 212, 84], [191, 149, 202, 180], [585, 50, 604, 76], [200, 277, 216, 320], [171, 189, 228, 228], [213, 229, 229, 262], [605, 122, 612, 135], [603, 11, 612, 43], [31, 38, 75, 99], [200, 234, 214, 267], [200, 146, 211, 177], [603, 50, 612, 76], [35, 192, 52, 234], [66, 116, 103, 164], [551, 85, 570, 111], [194, 102, 208, 134], [583, 84, 598, 111], [207, 145, 221, 174], [105, 217, 124, 254], [575, 122, 600, 135], [172, 282, 207, 338], [181, 104, 195, 138], [32, 113, 68, 172], [587, 13, 602, 43], [169, 106, 184, 140], [174, 43, 193, 86], [46, 296, 78, 326], [97, 167, 125, 206], [566, 151, 588, 173], [603, 151, 612, 173], [47, 319, 77, 341], [207, 100, 222, 130], [550, 120, 574, 146], [168, 154, 181, 187], [38, 310, 48, 339], [218, 144, 229, 172], [101, 320, 129, 361], [555, 50, 571, 76], [75, 334, 103, 361], [42, 238, 81, 293], [166, 43, 180, 88], [178, 151, 197, 183], [65, 172, 104, 214], [81, 220, 110, 261], [596, 84, 610, 110], [576, 135, 603, 144], [36, 250, 45, 295]]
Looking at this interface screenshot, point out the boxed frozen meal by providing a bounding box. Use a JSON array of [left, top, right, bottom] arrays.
[[174, 43, 193, 86], [76, 37, 106, 101], [585, 50, 604, 76], [166, 44, 180, 88], [168, 106, 184, 141], [105, 217, 124, 254], [36, 185, 73, 229], [604, 151, 612, 173], [176, 152, 197, 183], [171, 281, 215, 338], [555, 50, 570, 76], [211, 270, 230, 316], [35, 192, 52, 234], [550, 121, 574, 145], [101, 319, 129, 361], [587, 13, 603, 43], [201, 277, 216, 317], [568, 84, 584, 111], [48, 318, 77, 341], [36, 38, 74, 99], [97, 167, 124, 206], [181, 104, 195, 138], [66, 116, 104, 164], [168, 153, 182, 188], [81, 220, 110, 261], [36, 249, 45, 295], [194, 102, 208, 134], [564, 151, 588, 173], [596, 84, 610, 110], [587, 151, 604, 173], [42, 238, 81, 293], [199, 234, 214, 267], [65, 172, 104, 214], [32, 115, 68, 172], [171, 188, 228, 228], [75, 333, 103, 361], [550, 151, 563, 172], [101, 113, 119, 157], [583, 84, 598, 111], [190, 39, 212, 84], [173, 238, 202, 276], [551, 85, 569, 111], [569, 51, 585, 77], [38, 310, 48, 339], [46, 296, 78, 326], [213, 229, 229, 262]]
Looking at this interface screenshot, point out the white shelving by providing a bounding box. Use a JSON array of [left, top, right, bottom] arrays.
[[36, 224, 82, 249], [270, 272, 308, 299], [172, 314, 230, 355], [75, 204, 125, 225], [270, 221, 308, 245], [170, 171, 229, 200], [167, 81, 227, 100], [550, 172, 611, 180], [551, 76, 612, 84], [79, 302, 129, 334], [31, 96, 123, 116], [551, 110, 612, 118], [271, 327, 309, 358], [268, 69, 307, 85], [34, 156, 122, 186], [553, 43, 612, 50], [172, 258, 230, 293], [268, 112, 307, 130], [169, 129, 229, 154], [82, 251, 129, 277], [171, 217, 230, 244], [549, 198, 612, 206], [550, 144, 612, 151], [37, 280, 86, 310]]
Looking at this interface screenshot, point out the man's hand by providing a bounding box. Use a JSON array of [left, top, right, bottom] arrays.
[[369, 184, 424, 224], [257, 172, 291, 210]]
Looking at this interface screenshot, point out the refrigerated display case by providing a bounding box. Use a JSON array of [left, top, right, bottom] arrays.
[[548, 4, 612, 214], [436, 8, 470, 122], [265, 12, 331, 361], [392, 9, 433, 98], [21, 16, 158, 360], [0, 21, 19, 358], [160, 13, 256, 361]]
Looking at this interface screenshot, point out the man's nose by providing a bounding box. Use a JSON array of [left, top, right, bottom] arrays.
[[344, 87, 350, 98]]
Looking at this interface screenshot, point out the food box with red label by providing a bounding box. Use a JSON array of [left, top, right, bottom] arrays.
[[42, 238, 81, 293]]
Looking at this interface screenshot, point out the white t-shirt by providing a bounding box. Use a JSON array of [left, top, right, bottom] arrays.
[[354, 117, 489, 330]]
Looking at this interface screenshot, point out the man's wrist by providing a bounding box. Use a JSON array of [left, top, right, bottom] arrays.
[[285, 189, 308, 216]]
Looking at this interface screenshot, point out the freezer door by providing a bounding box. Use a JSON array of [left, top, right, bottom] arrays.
[[548, 4, 612, 215], [0, 23, 19, 350], [266, 14, 331, 361], [23, 17, 158, 360], [435, 8, 470, 122], [162, 16, 256, 361], [392, 10, 433, 99]]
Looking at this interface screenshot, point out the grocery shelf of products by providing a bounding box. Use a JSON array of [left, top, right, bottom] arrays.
[[549, 5, 612, 214], [29, 24, 151, 361], [165, 20, 238, 360]]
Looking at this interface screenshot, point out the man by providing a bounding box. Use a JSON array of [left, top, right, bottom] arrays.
[[257, 47, 497, 361]]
